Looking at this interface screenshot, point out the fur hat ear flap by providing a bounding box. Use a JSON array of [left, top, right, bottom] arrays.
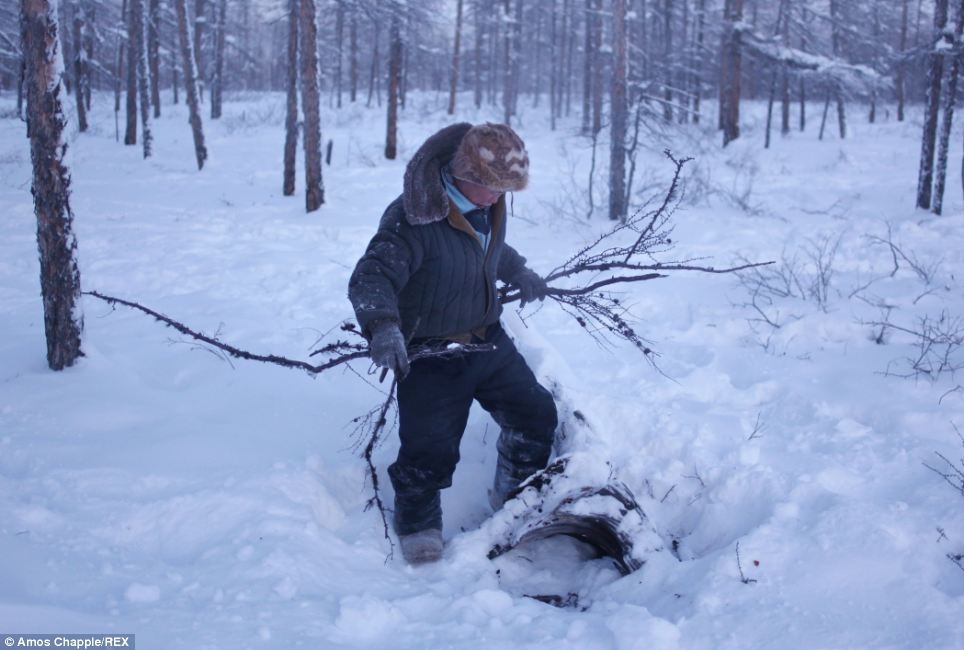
[[450, 123, 529, 193]]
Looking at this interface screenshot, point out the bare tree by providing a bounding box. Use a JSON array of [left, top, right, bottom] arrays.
[[609, 0, 627, 222], [720, 0, 743, 146], [124, 0, 137, 145], [175, 0, 207, 170], [210, 0, 225, 119], [448, 0, 463, 115], [132, 0, 153, 158], [385, 4, 402, 160], [300, 0, 323, 210], [283, 0, 299, 197], [71, 1, 88, 132], [896, 0, 909, 122], [917, 0, 950, 210], [21, 0, 84, 370], [932, 0, 964, 216], [148, 0, 160, 117]]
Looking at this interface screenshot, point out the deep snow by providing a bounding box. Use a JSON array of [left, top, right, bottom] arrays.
[[1, 91, 964, 649]]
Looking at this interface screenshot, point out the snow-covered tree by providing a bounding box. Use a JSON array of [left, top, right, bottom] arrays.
[[21, 0, 85, 370]]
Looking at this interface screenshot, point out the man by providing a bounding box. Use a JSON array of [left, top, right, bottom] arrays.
[[348, 122, 558, 565]]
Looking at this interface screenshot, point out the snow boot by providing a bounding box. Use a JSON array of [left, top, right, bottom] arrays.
[[488, 454, 533, 511], [398, 528, 443, 564]]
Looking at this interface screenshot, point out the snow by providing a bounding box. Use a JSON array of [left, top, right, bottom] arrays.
[[2, 90, 964, 649]]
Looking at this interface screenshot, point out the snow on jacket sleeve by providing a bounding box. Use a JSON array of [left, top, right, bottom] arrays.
[[348, 199, 424, 337]]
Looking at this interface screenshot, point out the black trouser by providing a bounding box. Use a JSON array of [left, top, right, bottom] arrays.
[[388, 323, 558, 535]]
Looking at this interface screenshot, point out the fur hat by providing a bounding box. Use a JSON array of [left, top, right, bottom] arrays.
[[450, 123, 529, 192]]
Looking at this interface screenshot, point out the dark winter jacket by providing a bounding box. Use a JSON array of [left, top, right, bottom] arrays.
[[348, 123, 533, 340]]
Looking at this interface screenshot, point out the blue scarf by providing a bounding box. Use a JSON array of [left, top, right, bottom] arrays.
[[441, 167, 491, 251]]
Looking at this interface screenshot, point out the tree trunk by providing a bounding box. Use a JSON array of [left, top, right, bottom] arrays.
[[334, 0, 344, 108], [916, 0, 949, 209], [609, 0, 628, 222], [148, 0, 160, 117], [21, 0, 85, 370], [124, 0, 137, 146], [819, 91, 830, 140], [932, 0, 964, 215], [829, 0, 846, 138], [591, 0, 602, 134], [72, 2, 88, 132], [897, 0, 908, 121], [210, 0, 226, 119], [720, 0, 743, 146], [366, 20, 379, 108], [132, 0, 153, 158], [385, 8, 402, 160], [549, 0, 558, 129], [283, 0, 299, 197], [175, 0, 208, 170], [349, 3, 357, 102], [448, 0, 463, 114], [764, 68, 776, 149], [692, 0, 705, 124], [300, 0, 323, 211], [581, 0, 591, 134], [474, 0, 483, 108], [662, 0, 673, 122], [502, 0, 518, 125], [194, 0, 206, 101]]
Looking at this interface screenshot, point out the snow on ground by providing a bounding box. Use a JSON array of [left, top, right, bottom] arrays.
[[1, 92, 964, 649]]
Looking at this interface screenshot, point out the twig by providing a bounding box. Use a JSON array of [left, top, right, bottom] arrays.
[[736, 542, 757, 584], [357, 378, 398, 559], [85, 290, 368, 375]]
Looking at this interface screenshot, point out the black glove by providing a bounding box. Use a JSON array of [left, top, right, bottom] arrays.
[[513, 269, 548, 308], [368, 321, 410, 379]]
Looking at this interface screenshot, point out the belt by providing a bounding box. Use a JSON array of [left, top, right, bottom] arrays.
[[411, 324, 490, 347], [445, 325, 489, 345]]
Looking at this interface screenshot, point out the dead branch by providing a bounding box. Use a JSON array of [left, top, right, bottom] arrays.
[[85, 290, 369, 374]]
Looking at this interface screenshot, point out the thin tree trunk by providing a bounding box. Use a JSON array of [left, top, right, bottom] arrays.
[[210, 0, 226, 118], [194, 0, 206, 102], [334, 0, 344, 108], [283, 0, 299, 196], [764, 68, 776, 148], [132, 0, 153, 158], [448, 0, 463, 114], [502, 0, 514, 124], [474, 0, 483, 108], [148, 0, 160, 117], [720, 0, 743, 146], [21, 0, 85, 370], [349, 3, 357, 102], [581, 0, 591, 134], [549, 0, 558, 130], [819, 90, 830, 140], [591, 0, 602, 134], [385, 8, 402, 160], [366, 20, 379, 108], [693, 0, 705, 124], [175, 0, 208, 170], [897, 0, 909, 121], [917, 0, 949, 209], [610, 0, 628, 221], [663, 0, 673, 122], [83, 2, 93, 110], [72, 2, 88, 132], [829, 0, 846, 138], [300, 0, 323, 211], [932, 0, 964, 215], [124, 0, 137, 145], [171, 45, 179, 104]]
